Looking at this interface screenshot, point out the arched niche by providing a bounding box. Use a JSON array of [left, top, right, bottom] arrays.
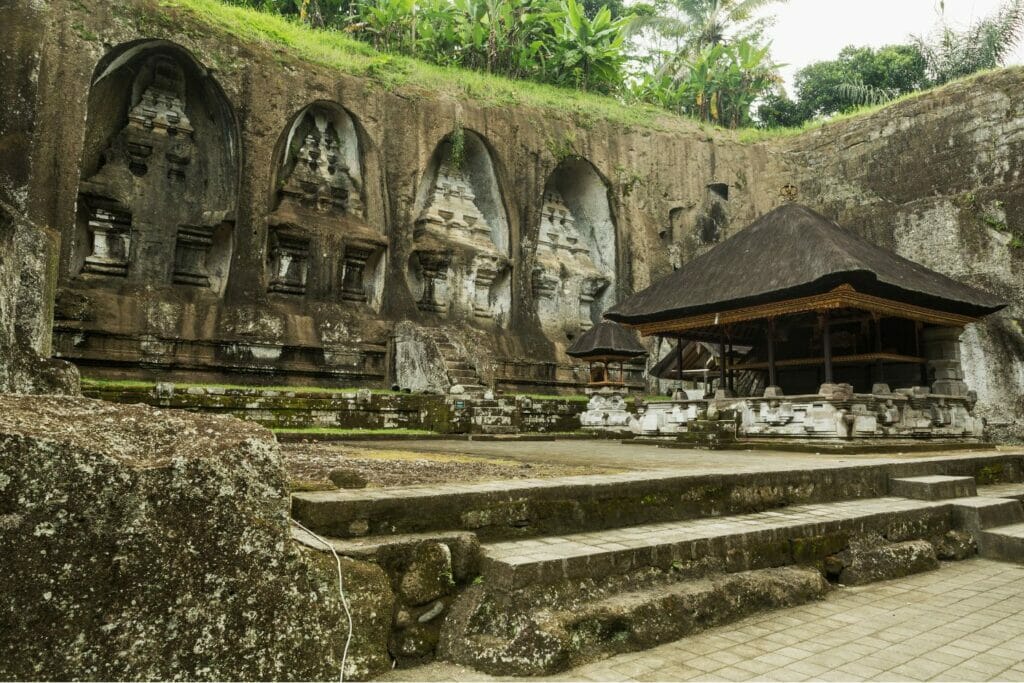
[[409, 130, 511, 325], [72, 40, 239, 296], [266, 102, 385, 310], [534, 157, 617, 342]]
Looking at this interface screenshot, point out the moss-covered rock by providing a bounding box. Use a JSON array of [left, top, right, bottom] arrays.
[[832, 534, 939, 586], [0, 395, 388, 681]]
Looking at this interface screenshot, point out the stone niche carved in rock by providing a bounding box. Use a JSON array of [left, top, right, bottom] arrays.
[[69, 44, 237, 297], [266, 103, 385, 308], [534, 158, 617, 342], [410, 131, 511, 325]]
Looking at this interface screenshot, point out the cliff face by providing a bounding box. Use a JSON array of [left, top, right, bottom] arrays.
[[764, 72, 1024, 432], [0, 0, 78, 394], [1, 0, 1022, 432]]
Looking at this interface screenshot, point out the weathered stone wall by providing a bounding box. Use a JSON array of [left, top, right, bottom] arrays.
[[18, 0, 770, 395], [80, 383, 589, 433], [0, 0, 78, 394], [3, 0, 1023, 435], [0, 395, 392, 680]]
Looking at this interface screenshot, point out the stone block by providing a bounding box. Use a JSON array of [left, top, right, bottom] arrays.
[[889, 475, 977, 500], [329, 467, 369, 489], [934, 530, 977, 560], [818, 383, 854, 400], [977, 523, 1024, 562], [950, 497, 1024, 532], [400, 541, 455, 606], [835, 536, 938, 585]]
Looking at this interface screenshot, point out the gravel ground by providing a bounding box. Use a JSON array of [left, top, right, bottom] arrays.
[[282, 441, 621, 489]]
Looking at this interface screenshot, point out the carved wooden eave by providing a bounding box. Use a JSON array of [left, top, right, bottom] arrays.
[[627, 284, 981, 338]]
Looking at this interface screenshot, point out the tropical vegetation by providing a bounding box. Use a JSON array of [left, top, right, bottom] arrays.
[[759, 0, 1024, 128], [221, 0, 1024, 131]]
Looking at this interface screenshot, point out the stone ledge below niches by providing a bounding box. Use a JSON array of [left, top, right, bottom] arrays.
[[890, 475, 978, 500]]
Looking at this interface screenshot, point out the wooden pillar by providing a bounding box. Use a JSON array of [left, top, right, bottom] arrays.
[[767, 320, 777, 388], [718, 332, 727, 391], [915, 321, 928, 386], [727, 342, 735, 393], [874, 315, 885, 385], [821, 312, 834, 384], [677, 338, 684, 386]]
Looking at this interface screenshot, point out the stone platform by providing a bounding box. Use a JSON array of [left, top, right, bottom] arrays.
[[293, 446, 1024, 675]]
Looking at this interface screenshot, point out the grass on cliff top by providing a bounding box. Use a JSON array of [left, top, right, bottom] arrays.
[[737, 67, 1010, 144], [156, 1, 1019, 140], [160, 0, 678, 129]]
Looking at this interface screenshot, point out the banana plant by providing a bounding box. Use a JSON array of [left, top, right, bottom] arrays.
[[544, 0, 628, 93]]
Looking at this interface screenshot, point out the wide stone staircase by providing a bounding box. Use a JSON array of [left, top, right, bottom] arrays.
[[291, 454, 1024, 675]]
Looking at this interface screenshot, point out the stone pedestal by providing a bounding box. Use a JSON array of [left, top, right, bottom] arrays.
[[580, 388, 634, 432], [818, 383, 854, 401], [415, 251, 452, 313], [82, 204, 131, 277], [267, 231, 310, 295], [340, 246, 373, 302], [471, 255, 503, 319], [172, 224, 214, 287], [922, 326, 970, 396]]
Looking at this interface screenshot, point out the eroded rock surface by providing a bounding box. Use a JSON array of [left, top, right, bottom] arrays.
[[0, 395, 389, 680], [832, 534, 940, 586]]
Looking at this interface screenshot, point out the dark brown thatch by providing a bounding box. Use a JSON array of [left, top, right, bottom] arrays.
[[605, 204, 1006, 325], [566, 321, 647, 360]]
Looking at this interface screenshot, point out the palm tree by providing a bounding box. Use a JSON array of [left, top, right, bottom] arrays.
[[914, 0, 1024, 85], [627, 0, 786, 53]]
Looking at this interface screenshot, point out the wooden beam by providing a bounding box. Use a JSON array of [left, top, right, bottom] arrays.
[[732, 352, 927, 371], [628, 285, 980, 337]]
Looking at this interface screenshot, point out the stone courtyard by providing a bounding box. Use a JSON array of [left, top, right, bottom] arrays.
[[4, 0, 1024, 680], [392, 558, 1024, 682]]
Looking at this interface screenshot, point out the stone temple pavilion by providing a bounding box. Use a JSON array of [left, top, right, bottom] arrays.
[[605, 204, 1006, 440]]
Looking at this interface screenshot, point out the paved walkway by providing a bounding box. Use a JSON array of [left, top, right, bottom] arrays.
[[387, 559, 1024, 682]]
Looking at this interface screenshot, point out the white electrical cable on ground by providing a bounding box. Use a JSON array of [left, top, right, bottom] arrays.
[[291, 518, 354, 683]]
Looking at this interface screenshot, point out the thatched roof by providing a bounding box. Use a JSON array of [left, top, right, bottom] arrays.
[[605, 204, 1006, 326], [566, 321, 647, 360]]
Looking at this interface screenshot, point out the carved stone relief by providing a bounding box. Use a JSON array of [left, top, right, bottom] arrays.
[[411, 134, 511, 325], [535, 160, 616, 342], [267, 103, 384, 307], [71, 50, 236, 296]]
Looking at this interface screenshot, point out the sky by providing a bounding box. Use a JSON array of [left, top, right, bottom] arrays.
[[762, 0, 1024, 91]]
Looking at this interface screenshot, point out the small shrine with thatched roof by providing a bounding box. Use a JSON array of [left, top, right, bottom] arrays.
[[566, 320, 647, 431], [605, 204, 1006, 441]]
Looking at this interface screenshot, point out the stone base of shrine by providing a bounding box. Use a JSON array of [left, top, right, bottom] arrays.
[[634, 384, 986, 441]]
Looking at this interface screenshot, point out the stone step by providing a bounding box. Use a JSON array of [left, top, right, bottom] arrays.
[[480, 497, 949, 589], [890, 475, 977, 500], [290, 458, 1024, 541], [977, 482, 1024, 501], [440, 566, 830, 676], [949, 496, 1024, 532], [978, 523, 1024, 562]]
